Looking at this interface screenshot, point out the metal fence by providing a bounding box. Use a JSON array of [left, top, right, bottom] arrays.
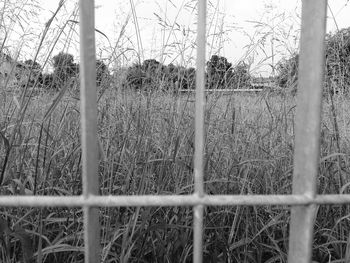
[[1, 0, 349, 262]]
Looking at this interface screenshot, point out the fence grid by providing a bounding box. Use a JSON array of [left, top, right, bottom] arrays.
[[1, 0, 335, 262]]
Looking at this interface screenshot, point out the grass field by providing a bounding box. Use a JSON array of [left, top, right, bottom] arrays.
[[1, 87, 350, 262]]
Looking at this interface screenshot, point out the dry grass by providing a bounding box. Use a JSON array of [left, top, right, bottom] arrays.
[[1, 86, 350, 262], [1, 1, 350, 262]]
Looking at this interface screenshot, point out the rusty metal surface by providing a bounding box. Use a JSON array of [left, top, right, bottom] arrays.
[[79, 0, 100, 262], [287, 1, 328, 263]]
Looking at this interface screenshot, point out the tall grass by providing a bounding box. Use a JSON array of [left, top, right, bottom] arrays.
[[1, 0, 350, 262], [2, 86, 350, 262]]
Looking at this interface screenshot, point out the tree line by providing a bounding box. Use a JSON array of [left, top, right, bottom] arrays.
[[15, 52, 110, 91], [123, 55, 252, 91], [13, 53, 252, 92], [10, 26, 350, 94]]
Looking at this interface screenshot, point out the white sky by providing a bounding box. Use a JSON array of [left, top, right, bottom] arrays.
[[5, 0, 350, 76]]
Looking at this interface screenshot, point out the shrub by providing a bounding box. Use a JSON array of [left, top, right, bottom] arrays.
[[230, 61, 251, 89], [52, 52, 79, 89], [325, 27, 350, 94], [276, 26, 350, 95], [96, 59, 110, 87], [39, 73, 55, 90], [276, 54, 298, 89], [124, 63, 146, 90], [23, 59, 43, 88], [206, 55, 233, 89], [123, 59, 194, 92]]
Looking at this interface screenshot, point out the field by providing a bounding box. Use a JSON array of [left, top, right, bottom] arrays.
[[1, 0, 350, 261], [1, 87, 350, 262]]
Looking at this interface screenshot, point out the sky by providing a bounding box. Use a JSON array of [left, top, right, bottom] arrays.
[[5, 0, 350, 76]]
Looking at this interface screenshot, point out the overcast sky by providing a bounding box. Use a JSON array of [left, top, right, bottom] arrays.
[[8, 0, 350, 75]]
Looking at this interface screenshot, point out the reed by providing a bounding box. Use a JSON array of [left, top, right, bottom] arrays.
[[1, 1, 350, 262]]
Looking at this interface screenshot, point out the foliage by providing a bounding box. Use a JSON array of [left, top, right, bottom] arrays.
[[164, 64, 196, 90], [24, 59, 41, 70], [206, 56, 251, 89], [230, 61, 252, 88], [206, 55, 233, 89], [276, 27, 350, 95], [325, 27, 350, 94], [276, 53, 298, 88], [182, 67, 196, 89], [123, 59, 196, 91], [124, 63, 146, 90], [123, 56, 252, 92], [39, 73, 55, 89], [142, 59, 164, 88], [23, 59, 43, 87], [52, 52, 79, 89], [96, 59, 110, 87]]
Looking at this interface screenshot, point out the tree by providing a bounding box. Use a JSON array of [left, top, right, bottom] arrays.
[[124, 63, 146, 90], [276, 54, 298, 89], [40, 73, 55, 89], [325, 27, 350, 94], [123, 59, 166, 91], [142, 59, 161, 72], [141, 59, 163, 87], [123, 59, 196, 92], [276, 26, 350, 95], [24, 59, 42, 82], [182, 67, 196, 90], [96, 59, 110, 87], [206, 55, 233, 89], [24, 59, 41, 70], [52, 52, 78, 89], [229, 62, 251, 89]]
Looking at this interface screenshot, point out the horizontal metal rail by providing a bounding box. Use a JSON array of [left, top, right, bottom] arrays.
[[179, 89, 263, 93], [1, 194, 350, 207]]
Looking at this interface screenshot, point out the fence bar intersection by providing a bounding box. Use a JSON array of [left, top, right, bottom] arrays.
[[287, 1, 327, 263], [193, 0, 207, 262], [79, 0, 100, 262]]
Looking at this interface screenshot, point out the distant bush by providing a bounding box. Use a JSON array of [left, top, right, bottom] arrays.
[[276, 54, 298, 89], [40, 73, 55, 89], [164, 64, 195, 90], [122, 56, 251, 92], [52, 52, 79, 90], [325, 27, 350, 94], [23, 59, 43, 88], [96, 59, 111, 87], [182, 67, 196, 90], [206, 55, 233, 89], [142, 59, 164, 88], [124, 64, 146, 90], [276, 26, 350, 95], [230, 61, 251, 89], [38, 53, 111, 93], [206, 55, 251, 89], [123, 59, 195, 92]]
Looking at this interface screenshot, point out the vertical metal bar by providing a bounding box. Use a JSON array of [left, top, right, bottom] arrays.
[[79, 0, 100, 262], [193, 0, 206, 262], [288, 1, 327, 263]]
